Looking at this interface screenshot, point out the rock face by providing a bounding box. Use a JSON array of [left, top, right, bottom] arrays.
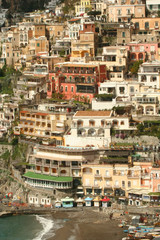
[[2, 0, 49, 12]]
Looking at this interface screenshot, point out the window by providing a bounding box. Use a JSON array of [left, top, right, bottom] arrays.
[[65, 86, 67, 92], [7, 53, 9, 57], [130, 86, 134, 93], [117, 9, 121, 15], [155, 22, 159, 28], [145, 22, 149, 29], [127, 9, 131, 15], [149, 5, 153, 10], [151, 45, 155, 52], [122, 32, 125, 38], [37, 43, 40, 47], [122, 181, 125, 188], [128, 181, 131, 187], [131, 46, 135, 52], [119, 87, 124, 93], [140, 46, 144, 52], [96, 170, 100, 175], [71, 86, 74, 92], [105, 170, 109, 176], [121, 121, 124, 125], [135, 22, 139, 29]]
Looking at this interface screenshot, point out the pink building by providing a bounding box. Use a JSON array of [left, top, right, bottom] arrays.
[[127, 43, 159, 62], [47, 62, 107, 102]]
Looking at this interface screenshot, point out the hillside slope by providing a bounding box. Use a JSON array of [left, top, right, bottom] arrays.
[[2, 0, 49, 12]]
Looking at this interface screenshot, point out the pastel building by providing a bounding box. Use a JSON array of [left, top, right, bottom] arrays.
[[132, 93, 159, 115], [64, 110, 112, 147], [146, 0, 160, 12], [138, 61, 160, 89], [14, 106, 72, 144], [47, 62, 107, 102], [75, 0, 92, 16], [132, 17, 160, 43], [81, 163, 142, 197], [127, 43, 159, 62], [108, 0, 145, 23]]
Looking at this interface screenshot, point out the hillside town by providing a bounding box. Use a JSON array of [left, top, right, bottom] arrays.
[[1, 0, 160, 217]]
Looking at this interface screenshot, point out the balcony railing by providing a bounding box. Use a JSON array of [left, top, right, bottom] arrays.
[[127, 174, 139, 178], [94, 174, 102, 178]]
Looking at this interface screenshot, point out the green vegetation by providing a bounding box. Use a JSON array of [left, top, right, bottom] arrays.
[[148, 192, 160, 196], [2, 0, 47, 12], [87, 11, 101, 21], [129, 60, 143, 75], [0, 65, 20, 95], [95, 94, 115, 101], [62, 0, 78, 15], [23, 171, 73, 182], [113, 142, 134, 146], [136, 121, 160, 138]]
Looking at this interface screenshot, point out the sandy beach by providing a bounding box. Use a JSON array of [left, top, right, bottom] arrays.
[[49, 209, 127, 240]]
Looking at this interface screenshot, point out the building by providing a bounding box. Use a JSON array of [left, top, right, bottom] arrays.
[[127, 42, 159, 62], [108, 0, 145, 23], [146, 0, 160, 12], [14, 105, 73, 144], [47, 62, 107, 102], [138, 61, 160, 89], [64, 110, 112, 147], [75, 0, 92, 16], [132, 17, 160, 43]]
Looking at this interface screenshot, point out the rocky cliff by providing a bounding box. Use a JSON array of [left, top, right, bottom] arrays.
[[2, 0, 49, 12]]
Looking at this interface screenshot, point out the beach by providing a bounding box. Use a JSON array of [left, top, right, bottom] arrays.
[[49, 209, 127, 240]]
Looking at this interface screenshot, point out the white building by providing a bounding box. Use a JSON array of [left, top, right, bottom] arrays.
[[67, 17, 86, 39], [138, 61, 160, 89], [65, 110, 112, 147], [146, 0, 160, 12]]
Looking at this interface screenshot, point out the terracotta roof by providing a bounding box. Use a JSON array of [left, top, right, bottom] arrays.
[[75, 111, 111, 117], [69, 18, 80, 22]]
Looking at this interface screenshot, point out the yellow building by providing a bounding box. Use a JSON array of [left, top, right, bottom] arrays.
[[14, 106, 73, 145], [71, 32, 96, 62], [75, 0, 92, 16], [82, 163, 141, 197]]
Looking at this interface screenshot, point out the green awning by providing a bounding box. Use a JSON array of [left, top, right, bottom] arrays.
[[23, 171, 73, 182]]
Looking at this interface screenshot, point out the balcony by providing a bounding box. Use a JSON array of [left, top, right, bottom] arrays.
[[72, 165, 81, 169], [93, 184, 100, 188], [104, 175, 112, 180], [36, 161, 42, 166], [127, 174, 139, 178], [51, 164, 58, 168], [94, 174, 102, 178], [83, 184, 92, 188], [43, 163, 51, 167], [113, 185, 120, 188], [104, 184, 112, 188], [141, 174, 150, 179], [35, 170, 42, 174], [50, 172, 58, 176]]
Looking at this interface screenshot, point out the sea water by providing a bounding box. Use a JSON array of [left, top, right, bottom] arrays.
[[0, 214, 63, 240]]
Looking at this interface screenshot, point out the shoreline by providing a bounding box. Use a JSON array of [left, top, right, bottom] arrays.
[[48, 209, 127, 240]]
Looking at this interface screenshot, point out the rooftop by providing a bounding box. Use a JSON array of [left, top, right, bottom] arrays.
[[75, 110, 112, 117], [23, 171, 73, 182]]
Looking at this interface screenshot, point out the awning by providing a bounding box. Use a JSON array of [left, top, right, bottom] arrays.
[[101, 196, 110, 202], [56, 123, 64, 127]]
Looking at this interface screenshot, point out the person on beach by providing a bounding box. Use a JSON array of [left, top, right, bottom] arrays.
[[110, 213, 113, 220]]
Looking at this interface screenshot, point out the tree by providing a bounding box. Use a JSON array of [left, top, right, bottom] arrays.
[[129, 60, 143, 75], [87, 11, 101, 20]]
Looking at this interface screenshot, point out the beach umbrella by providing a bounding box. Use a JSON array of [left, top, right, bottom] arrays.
[[101, 196, 111, 202]]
